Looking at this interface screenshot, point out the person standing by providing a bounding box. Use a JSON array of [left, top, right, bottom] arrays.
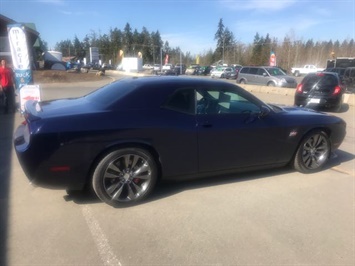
[[0, 59, 16, 114]]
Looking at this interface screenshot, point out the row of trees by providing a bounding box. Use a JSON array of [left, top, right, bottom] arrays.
[[52, 19, 355, 71]]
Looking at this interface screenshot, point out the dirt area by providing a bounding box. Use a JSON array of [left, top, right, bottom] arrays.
[[32, 70, 110, 84]]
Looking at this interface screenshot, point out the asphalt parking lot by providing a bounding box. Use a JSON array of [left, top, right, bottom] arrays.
[[0, 74, 354, 265]]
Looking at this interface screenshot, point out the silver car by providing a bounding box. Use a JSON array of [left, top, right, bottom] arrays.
[[236, 66, 297, 88]]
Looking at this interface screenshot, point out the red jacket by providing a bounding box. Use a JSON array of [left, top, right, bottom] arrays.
[[0, 66, 14, 87]]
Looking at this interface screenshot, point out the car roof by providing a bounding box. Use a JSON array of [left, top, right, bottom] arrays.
[[110, 76, 241, 109]]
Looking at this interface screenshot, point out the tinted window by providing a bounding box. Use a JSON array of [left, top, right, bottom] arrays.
[[196, 88, 260, 115], [265, 67, 286, 76], [304, 74, 338, 87], [164, 89, 195, 114], [249, 68, 258, 74], [240, 67, 249, 73], [84, 79, 137, 106], [257, 68, 267, 76]]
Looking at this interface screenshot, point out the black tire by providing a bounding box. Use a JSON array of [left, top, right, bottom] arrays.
[[293, 130, 330, 173], [267, 82, 276, 87], [92, 148, 158, 207], [240, 79, 246, 84], [294, 71, 300, 77]]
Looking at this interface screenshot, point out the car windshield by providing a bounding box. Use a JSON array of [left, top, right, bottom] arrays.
[[84, 79, 137, 106], [265, 67, 286, 76]]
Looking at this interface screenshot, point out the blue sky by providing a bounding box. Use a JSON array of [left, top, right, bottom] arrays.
[[1, 0, 354, 55]]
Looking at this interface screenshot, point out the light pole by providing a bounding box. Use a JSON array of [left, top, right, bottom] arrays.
[[222, 36, 225, 64]]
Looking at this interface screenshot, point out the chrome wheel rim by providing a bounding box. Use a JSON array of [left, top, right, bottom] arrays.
[[302, 134, 329, 170], [103, 154, 152, 202]]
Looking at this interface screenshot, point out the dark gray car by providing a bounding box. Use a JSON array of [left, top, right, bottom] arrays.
[[236, 66, 297, 88]]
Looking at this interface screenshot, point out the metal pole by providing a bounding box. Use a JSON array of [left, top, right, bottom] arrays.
[[180, 50, 182, 74], [160, 48, 162, 73]]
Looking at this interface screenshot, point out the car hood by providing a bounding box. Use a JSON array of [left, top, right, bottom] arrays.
[[269, 103, 320, 114]]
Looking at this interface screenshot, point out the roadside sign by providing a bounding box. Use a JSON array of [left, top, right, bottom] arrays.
[[19, 85, 41, 113]]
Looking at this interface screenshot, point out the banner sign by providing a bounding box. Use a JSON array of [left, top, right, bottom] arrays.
[[90, 47, 99, 63], [7, 24, 33, 90], [19, 85, 41, 113], [269, 51, 276, 66]]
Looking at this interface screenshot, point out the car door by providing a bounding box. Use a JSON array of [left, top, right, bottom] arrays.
[[195, 87, 286, 173], [248, 67, 259, 84], [255, 67, 268, 85]]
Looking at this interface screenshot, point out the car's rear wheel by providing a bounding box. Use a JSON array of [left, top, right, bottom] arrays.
[[240, 79, 246, 84], [92, 148, 158, 206], [293, 130, 330, 173]]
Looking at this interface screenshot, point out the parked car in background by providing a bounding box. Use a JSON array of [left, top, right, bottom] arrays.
[[81, 62, 104, 73], [211, 66, 235, 78], [153, 64, 161, 72], [174, 63, 186, 74], [102, 63, 113, 70], [143, 64, 154, 70], [160, 64, 182, 75], [291, 64, 324, 77], [236, 66, 297, 88], [294, 72, 345, 112], [196, 66, 212, 76], [14, 77, 346, 206], [342, 67, 355, 93], [185, 64, 200, 75], [225, 65, 242, 79]]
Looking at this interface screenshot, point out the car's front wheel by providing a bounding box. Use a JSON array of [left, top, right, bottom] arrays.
[[92, 148, 158, 207], [293, 130, 330, 173]]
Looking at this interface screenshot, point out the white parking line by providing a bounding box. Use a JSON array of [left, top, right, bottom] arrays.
[[81, 205, 122, 266]]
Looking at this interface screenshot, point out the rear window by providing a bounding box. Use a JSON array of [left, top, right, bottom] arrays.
[[303, 73, 338, 87], [84, 79, 137, 106]]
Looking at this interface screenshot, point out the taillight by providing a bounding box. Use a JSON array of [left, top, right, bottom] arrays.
[[296, 84, 303, 93], [332, 85, 341, 95]]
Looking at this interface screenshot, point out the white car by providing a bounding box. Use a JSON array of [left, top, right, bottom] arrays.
[[143, 64, 154, 70], [152, 64, 162, 72], [211, 67, 228, 78]]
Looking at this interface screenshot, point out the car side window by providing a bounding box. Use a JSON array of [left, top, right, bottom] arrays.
[[240, 67, 249, 73], [257, 68, 266, 76], [249, 68, 258, 75], [196, 89, 260, 115], [164, 89, 194, 114]]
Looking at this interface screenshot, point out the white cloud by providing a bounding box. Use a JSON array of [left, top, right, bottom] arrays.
[[220, 0, 297, 11], [58, 10, 99, 17], [35, 0, 66, 5]]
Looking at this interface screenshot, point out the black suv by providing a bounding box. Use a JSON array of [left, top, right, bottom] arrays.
[[294, 72, 344, 112]]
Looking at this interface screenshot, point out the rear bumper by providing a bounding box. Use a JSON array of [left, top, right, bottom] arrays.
[[294, 94, 343, 108]]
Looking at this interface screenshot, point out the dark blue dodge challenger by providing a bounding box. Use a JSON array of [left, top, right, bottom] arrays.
[[14, 77, 346, 206]]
